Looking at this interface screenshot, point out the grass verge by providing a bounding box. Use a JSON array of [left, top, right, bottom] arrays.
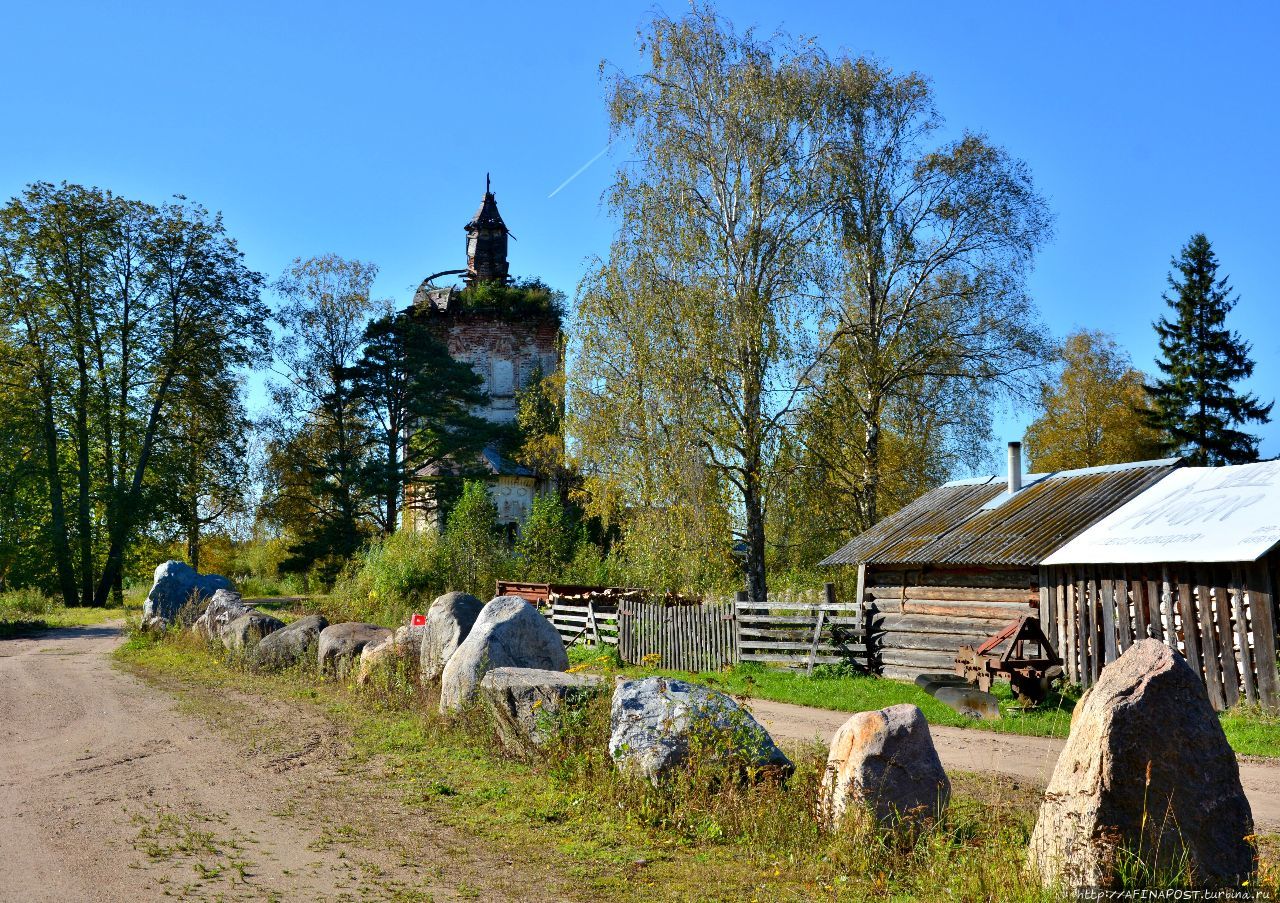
[[0, 588, 132, 638], [114, 628, 1084, 902]]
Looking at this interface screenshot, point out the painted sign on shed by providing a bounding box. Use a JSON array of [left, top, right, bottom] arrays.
[[1044, 460, 1280, 565]]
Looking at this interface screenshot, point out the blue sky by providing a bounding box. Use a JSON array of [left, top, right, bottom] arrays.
[[3, 1, 1277, 463]]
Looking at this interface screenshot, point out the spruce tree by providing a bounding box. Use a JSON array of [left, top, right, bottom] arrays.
[[1145, 233, 1271, 464]]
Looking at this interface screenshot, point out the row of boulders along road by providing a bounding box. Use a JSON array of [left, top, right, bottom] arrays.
[[145, 562, 1257, 890]]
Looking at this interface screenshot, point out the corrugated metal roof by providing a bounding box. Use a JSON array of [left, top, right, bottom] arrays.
[[820, 458, 1180, 568]]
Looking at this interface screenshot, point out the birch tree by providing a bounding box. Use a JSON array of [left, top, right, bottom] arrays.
[[571, 6, 827, 601]]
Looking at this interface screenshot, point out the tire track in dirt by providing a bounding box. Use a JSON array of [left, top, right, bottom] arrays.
[[0, 622, 572, 902]]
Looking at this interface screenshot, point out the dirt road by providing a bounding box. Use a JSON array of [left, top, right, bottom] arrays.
[[0, 623, 565, 902], [749, 697, 1280, 831]]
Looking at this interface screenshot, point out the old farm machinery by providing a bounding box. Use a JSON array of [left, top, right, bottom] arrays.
[[916, 614, 1063, 718]]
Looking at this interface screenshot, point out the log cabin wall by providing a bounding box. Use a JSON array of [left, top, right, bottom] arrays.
[[866, 565, 1041, 680], [1039, 557, 1280, 711]]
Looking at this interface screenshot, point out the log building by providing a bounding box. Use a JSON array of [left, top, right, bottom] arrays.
[[821, 446, 1178, 681]]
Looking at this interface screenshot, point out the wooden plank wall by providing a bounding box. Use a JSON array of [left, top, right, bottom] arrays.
[[864, 568, 1039, 681], [616, 600, 737, 672], [1041, 562, 1279, 711]]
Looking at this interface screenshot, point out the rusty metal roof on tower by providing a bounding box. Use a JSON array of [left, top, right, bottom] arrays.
[[819, 458, 1180, 568]]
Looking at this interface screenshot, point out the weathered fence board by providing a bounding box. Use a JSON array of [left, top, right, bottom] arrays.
[[615, 600, 736, 672], [1042, 562, 1279, 711]]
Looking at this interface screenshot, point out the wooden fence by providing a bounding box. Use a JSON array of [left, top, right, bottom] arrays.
[[735, 586, 872, 672], [1041, 562, 1279, 710], [538, 583, 874, 675], [616, 600, 737, 672], [548, 597, 620, 647]]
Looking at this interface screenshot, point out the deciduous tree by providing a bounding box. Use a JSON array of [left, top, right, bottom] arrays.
[[1024, 330, 1163, 471]]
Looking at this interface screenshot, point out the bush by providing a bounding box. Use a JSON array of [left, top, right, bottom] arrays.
[[513, 494, 582, 582], [328, 529, 449, 625]]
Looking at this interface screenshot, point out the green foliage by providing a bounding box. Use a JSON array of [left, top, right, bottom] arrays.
[[1025, 330, 1165, 471], [329, 528, 448, 625], [453, 277, 563, 322], [513, 494, 582, 582], [441, 481, 508, 598], [1145, 233, 1272, 464], [0, 182, 266, 606]]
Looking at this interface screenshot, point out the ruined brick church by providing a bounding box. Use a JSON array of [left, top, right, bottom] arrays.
[[405, 179, 562, 532]]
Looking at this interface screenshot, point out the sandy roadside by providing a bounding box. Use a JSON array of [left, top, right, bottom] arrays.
[[0, 622, 564, 902]]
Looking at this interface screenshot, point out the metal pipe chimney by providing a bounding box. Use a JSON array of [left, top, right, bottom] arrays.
[[1007, 441, 1023, 494]]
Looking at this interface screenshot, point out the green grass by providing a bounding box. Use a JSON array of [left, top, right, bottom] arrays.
[[611, 659, 1280, 758], [114, 629, 1080, 902], [0, 588, 133, 637]]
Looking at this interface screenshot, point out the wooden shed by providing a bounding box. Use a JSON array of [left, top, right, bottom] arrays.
[[820, 451, 1179, 681], [1041, 460, 1280, 710]]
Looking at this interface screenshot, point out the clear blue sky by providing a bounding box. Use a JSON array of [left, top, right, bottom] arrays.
[[4, 1, 1277, 462]]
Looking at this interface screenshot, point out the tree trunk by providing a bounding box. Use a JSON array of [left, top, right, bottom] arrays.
[[385, 438, 399, 533], [187, 496, 201, 573], [74, 361, 95, 605], [857, 402, 882, 531], [37, 373, 78, 607]]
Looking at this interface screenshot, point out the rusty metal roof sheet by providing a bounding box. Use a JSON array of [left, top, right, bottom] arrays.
[[820, 458, 1180, 567]]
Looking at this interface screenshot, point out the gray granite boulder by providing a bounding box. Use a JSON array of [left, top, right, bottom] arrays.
[[479, 667, 605, 756], [420, 592, 483, 683], [1029, 639, 1253, 890], [194, 589, 253, 640], [439, 596, 568, 712], [220, 612, 285, 653], [318, 622, 393, 679], [609, 677, 793, 785], [356, 625, 420, 686], [821, 704, 950, 830], [142, 560, 233, 628], [249, 614, 328, 671]]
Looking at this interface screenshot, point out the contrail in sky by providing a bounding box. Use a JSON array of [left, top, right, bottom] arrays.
[[548, 142, 612, 199]]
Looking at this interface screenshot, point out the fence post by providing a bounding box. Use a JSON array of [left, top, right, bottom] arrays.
[[586, 599, 599, 646]]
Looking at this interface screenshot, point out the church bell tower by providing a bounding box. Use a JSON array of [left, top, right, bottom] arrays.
[[464, 175, 510, 286]]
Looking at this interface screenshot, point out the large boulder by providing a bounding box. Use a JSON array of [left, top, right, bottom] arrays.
[[821, 704, 950, 830], [479, 667, 605, 756], [142, 560, 233, 628], [438, 596, 568, 712], [220, 612, 285, 653], [249, 614, 328, 671], [355, 625, 419, 686], [318, 622, 393, 679], [1028, 639, 1253, 889], [609, 677, 793, 785], [194, 589, 254, 640], [420, 591, 483, 683]]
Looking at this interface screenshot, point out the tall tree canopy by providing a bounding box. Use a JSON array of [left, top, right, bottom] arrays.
[[0, 183, 265, 604], [571, 6, 1051, 597], [1023, 329, 1163, 471], [1144, 234, 1271, 465], [347, 306, 496, 533], [262, 254, 379, 578]]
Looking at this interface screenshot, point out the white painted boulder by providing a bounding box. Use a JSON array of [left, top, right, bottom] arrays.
[[419, 591, 483, 683], [609, 677, 793, 785], [821, 704, 950, 830], [142, 560, 233, 628], [438, 596, 568, 713], [1029, 639, 1253, 890]]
